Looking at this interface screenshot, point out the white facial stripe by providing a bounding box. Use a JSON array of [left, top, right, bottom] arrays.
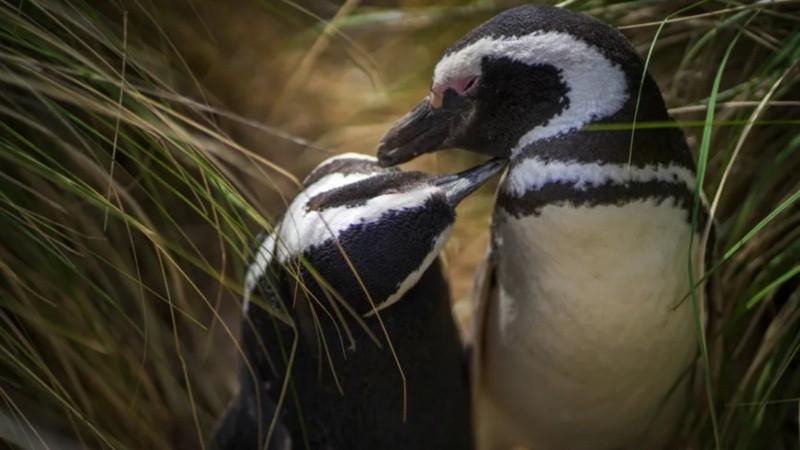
[[243, 233, 275, 313], [327, 152, 378, 161], [314, 152, 378, 169], [243, 167, 383, 313], [434, 31, 627, 154], [365, 226, 452, 316], [504, 158, 696, 197], [302, 152, 380, 185]]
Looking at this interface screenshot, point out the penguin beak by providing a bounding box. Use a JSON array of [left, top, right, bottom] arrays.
[[433, 157, 507, 207], [377, 97, 460, 167]]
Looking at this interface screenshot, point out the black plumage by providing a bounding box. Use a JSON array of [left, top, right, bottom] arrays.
[[241, 257, 471, 450]]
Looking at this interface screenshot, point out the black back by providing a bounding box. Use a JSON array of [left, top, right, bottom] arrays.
[[228, 257, 472, 450]]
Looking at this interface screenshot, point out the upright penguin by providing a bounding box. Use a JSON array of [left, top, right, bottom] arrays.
[[377, 5, 708, 450], [212, 153, 506, 450]]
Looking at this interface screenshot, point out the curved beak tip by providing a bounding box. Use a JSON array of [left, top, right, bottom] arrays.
[[375, 97, 449, 167], [375, 144, 401, 167], [439, 157, 508, 206], [376, 140, 423, 167]]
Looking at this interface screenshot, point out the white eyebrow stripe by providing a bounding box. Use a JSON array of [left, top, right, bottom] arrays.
[[326, 152, 378, 162], [433, 31, 628, 155], [504, 158, 696, 197], [243, 233, 276, 314], [312, 152, 378, 171]]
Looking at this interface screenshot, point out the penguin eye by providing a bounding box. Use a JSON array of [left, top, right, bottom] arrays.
[[462, 75, 478, 93], [451, 75, 478, 97]]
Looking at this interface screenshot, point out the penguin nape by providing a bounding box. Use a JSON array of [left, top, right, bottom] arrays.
[[377, 5, 709, 450], [211, 153, 506, 450]]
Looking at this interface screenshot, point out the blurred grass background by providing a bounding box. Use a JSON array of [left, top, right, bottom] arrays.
[[0, 0, 798, 449]]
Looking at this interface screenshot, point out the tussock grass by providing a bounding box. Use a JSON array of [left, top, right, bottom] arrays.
[[0, 1, 301, 448], [0, 0, 798, 449]]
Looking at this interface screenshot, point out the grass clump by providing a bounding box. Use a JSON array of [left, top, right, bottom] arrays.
[[0, 1, 299, 448]]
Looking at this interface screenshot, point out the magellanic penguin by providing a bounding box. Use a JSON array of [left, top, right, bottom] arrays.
[[212, 153, 506, 450], [377, 5, 710, 450]]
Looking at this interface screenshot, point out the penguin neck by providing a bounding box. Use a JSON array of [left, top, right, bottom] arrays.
[[505, 71, 677, 159], [496, 142, 699, 228], [497, 88, 700, 222]]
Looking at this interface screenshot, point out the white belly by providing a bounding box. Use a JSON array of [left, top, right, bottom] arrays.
[[479, 200, 702, 450]]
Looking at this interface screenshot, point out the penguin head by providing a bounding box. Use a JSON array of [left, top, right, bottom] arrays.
[[245, 153, 505, 313], [377, 4, 669, 165]]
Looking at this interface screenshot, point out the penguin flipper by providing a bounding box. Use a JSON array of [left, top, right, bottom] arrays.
[[472, 249, 521, 448], [469, 248, 496, 399]]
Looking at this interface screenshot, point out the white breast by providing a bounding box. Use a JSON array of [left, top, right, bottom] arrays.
[[479, 199, 702, 450]]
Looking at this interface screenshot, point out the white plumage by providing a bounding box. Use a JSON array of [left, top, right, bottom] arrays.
[[503, 159, 696, 197], [478, 199, 701, 449]]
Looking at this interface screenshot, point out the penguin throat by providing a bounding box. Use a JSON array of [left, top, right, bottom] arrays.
[[365, 226, 452, 317]]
